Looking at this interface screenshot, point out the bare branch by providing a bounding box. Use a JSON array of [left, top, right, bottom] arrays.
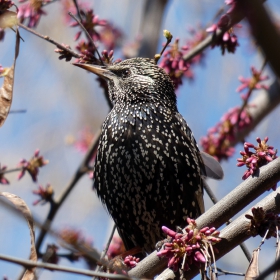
[[68, 12, 103, 64], [94, 224, 116, 275], [18, 23, 81, 59], [129, 158, 280, 279], [182, 5, 245, 62], [72, 0, 82, 22], [138, 0, 168, 58], [156, 188, 280, 280], [180, 187, 280, 279], [0, 253, 131, 279], [203, 181, 251, 262], [240, 0, 280, 79]]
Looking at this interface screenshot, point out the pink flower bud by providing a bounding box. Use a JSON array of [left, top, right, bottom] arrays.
[[265, 155, 273, 162], [162, 226, 176, 238], [200, 227, 209, 233], [194, 251, 206, 263]]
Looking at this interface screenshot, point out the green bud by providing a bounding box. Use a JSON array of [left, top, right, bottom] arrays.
[[163, 30, 173, 41]]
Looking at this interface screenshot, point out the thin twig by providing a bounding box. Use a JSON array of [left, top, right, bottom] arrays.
[[236, 58, 268, 125], [18, 23, 81, 59], [9, 109, 27, 113], [154, 31, 173, 64], [257, 228, 269, 249], [0, 191, 107, 280], [0, 253, 131, 279], [72, 0, 82, 22], [100, 224, 116, 261], [68, 12, 103, 64], [0, 167, 22, 175], [94, 224, 116, 279], [216, 267, 245, 276]]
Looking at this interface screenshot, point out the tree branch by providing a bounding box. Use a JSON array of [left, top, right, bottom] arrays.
[[18, 23, 81, 59], [240, 0, 280, 79], [182, 4, 245, 62], [203, 181, 252, 262], [157, 187, 280, 280], [0, 253, 130, 279], [129, 157, 280, 278], [138, 0, 168, 58]]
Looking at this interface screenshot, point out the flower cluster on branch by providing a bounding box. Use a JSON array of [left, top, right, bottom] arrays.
[[157, 218, 221, 272], [17, 149, 48, 182], [201, 63, 269, 161], [237, 66, 269, 99], [246, 207, 280, 239], [206, 0, 241, 55], [17, 0, 49, 28], [32, 183, 54, 205], [201, 106, 252, 161], [237, 137, 278, 186], [70, 7, 122, 64], [158, 38, 191, 90], [0, 164, 9, 184]]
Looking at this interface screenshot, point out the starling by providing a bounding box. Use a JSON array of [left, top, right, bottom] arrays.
[[74, 58, 223, 253]]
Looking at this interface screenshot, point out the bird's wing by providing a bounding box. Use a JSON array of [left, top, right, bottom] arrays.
[[174, 113, 224, 180], [200, 151, 224, 180]]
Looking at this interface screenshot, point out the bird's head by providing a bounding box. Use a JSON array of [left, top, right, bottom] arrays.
[[74, 57, 176, 109]]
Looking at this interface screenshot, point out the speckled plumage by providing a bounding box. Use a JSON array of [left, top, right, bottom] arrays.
[[89, 58, 214, 253]]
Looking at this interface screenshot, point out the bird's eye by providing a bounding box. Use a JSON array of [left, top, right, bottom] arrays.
[[121, 69, 131, 78]]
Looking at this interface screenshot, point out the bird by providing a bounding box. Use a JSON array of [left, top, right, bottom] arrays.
[[74, 57, 223, 253]]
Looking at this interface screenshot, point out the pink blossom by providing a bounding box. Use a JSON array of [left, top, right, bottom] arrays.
[[32, 183, 53, 205], [99, 23, 123, 50], [200, 106, 252, 161], [17, 1, 48, 28], [158, 38, 191, 90], [17, 149, 49, 182], [206, 1, 242, 55], [0, 165, 9, 184], [73, 127, 95, 154], [70, 9, 107, 42], [237, 137, 278, 189], [157, 218, 220, 272], [75, 40, 97, 64], [237, 66, 269, 93], [123, 255, 140, 268], [206, 23, 240, 55], [107, 236, 125, 259], [54, 44, 74, 62]]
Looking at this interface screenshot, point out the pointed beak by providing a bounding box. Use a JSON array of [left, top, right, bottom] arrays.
[[73, 63, 113, 79]]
